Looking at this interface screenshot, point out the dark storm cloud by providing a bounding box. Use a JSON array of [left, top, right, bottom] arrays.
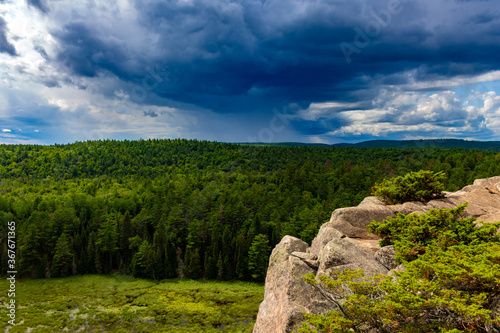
[[34, 45, 49, 59], [0, 17, 17, 56], [27, 0, 49, 13], [55, 23, 136, 79], [288, 116, 357, 138], [51, 0, 500, 127], [143, 110, 158, 118], [470, 12, 498, 24], [41, 78, 61, 88]]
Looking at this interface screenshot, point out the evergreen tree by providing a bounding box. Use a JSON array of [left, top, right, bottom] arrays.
[[133, 240, 155, 278], [119, 211, 133, 266], [95, 215, 118, 272], [235, 233, 249, 280], [204, 252, 216, 279], [248, 234, 271, 281], [51, 233, 73, 277], [184, 247, 202, 279], [19, 224, 41, 277]]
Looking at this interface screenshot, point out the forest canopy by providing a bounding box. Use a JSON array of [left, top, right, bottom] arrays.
[[1, 139, 500, 281]]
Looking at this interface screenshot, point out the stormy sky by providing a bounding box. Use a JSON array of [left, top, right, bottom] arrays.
[[1, 0, 500, 144]]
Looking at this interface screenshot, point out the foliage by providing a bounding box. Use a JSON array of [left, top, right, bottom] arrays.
[[372, 170, 446, 204], [0, 275, 264, 332], [1, 140, 500, 281], [184, 247, 203, 279], [368, 203, 500, 262], [50, 233, 73, 278], [248, 234, 271, 281], [302, 205, 500, 333], [302, 244, 500, 332], [133, 240, 156, 278]]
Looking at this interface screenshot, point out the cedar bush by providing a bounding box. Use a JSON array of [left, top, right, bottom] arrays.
[[372, 170, 446, 204], [368, 203, 500, 262], [302, 204, 500, 333], [302, 243, 500, 333]]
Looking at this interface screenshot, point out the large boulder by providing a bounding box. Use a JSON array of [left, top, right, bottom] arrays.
[[309, 225, 344, 256], [317, 237, 388, 278], [253, 236, 331, 333], [444, 176, 500, 223], [326, 196, 395, 240]]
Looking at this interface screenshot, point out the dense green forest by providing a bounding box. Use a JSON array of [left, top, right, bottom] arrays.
[[1, 139, 500, 281]]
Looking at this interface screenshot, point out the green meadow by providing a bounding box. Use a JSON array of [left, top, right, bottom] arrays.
[[0, 275, 264, 332]]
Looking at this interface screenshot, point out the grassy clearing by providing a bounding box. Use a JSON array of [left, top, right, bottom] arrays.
[[0, 275, 264, 332]]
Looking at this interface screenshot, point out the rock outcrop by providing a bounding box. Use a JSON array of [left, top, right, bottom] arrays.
[[316, 236, 388, 278], [253, 176, 500, 333], [253, 236, 331, 333]]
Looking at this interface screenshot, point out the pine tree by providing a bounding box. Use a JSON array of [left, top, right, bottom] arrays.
[[235, 233, 249, 280], [19, 224, 41, 277], [248, 234, 271, 281], [95, 215, 118, 272], [133, 240, 154, 278], [51, 233, 73, 277], [184, 247, 202, 279]]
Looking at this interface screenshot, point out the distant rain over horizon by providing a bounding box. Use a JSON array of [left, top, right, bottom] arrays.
[[1, 0, 500, 145]]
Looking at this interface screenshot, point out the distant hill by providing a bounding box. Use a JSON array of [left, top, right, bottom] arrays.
[[333, 139, 500, 151], [237, 142, 331, 147], [240, 139, 500, 151]]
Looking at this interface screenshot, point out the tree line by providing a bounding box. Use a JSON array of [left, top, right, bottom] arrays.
[[1, 139, 500, 281]]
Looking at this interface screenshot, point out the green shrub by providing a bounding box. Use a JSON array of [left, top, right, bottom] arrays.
[[372, 170, 446, 204], [302, 205, 500, 332], [301, 243, 500, 333], [368, 203, 500, 262]]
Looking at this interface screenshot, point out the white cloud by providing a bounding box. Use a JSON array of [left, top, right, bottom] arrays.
[[291, 101, 362, 121], [478, 91, 500, 115], [328, 122, 439, 137], [337, 108, 390, 123], [405, 71, 500, 91], [299, 81, 500, 140], [2, 128, 12, 132]]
